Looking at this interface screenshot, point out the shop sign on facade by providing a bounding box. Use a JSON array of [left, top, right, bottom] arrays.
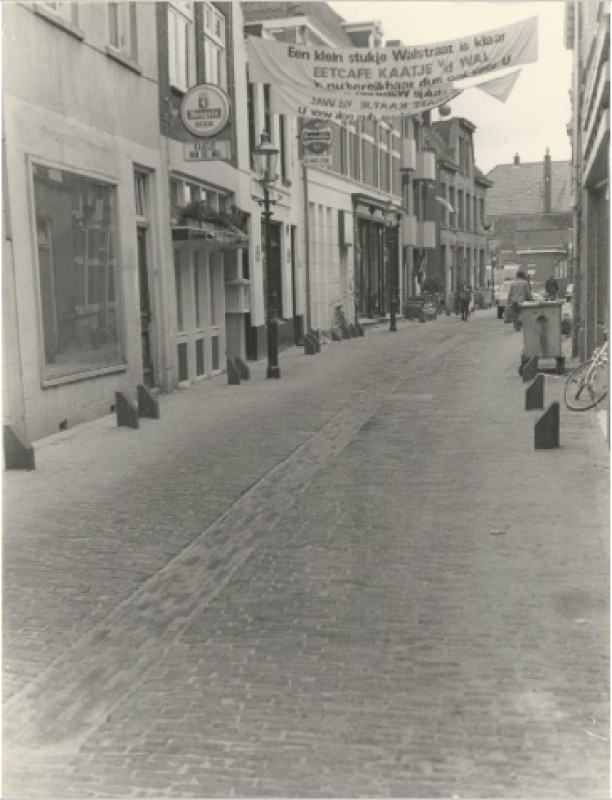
[[179, 84, 231, 138], [183, 140, 232, 161], [301, 119, 332, 167]]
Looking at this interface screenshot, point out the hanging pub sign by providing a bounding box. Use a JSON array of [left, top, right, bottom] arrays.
[[301, 119, 333, 167], [179, 84, 231, 138]]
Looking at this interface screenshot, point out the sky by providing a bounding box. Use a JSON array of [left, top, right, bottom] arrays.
[[328, 1, 573, 174]]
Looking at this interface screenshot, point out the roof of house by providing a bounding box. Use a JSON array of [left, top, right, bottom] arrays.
[[485, 160, 573, 215], [241, 2, 355, 46]]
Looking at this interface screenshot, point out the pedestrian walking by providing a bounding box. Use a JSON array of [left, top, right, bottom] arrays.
[[507, 269, 533, 330], [545, 274, 559, 299], [459, 282, 471, 321]]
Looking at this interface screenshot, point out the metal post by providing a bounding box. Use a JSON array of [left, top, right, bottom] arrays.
[[389, 223, 397, 332], [262, 184, 280, 379]]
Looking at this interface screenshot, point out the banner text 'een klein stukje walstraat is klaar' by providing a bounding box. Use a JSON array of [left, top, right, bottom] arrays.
[[246, 15, 538, 121]]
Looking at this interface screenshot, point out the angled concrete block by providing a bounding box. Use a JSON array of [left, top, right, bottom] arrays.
[[233, 356, 250, 380], [525, 374, 544, 410], [535, 402, 560, 449], [137, 384, 160, 420], [310, 330, 322, 352], [115, 392, 139, 429], [227, 359, 241, 385], [4, 425, 35, 470], [522, 356, 539, 383], [304, 335, 318, 355]]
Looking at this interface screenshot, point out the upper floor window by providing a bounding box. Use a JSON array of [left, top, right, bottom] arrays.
[[42, 2, 79, 24], [168, 1, 194, 91], [134, 172, 148, 220], [202, 2, 227, 90], [263, 85, 272, 138], [108, 2, 138, 61]]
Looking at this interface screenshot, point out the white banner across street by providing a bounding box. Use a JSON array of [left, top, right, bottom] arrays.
[[247, 16, 537, 119]]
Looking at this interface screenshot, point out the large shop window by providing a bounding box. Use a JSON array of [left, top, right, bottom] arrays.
[[32, 164, 124, 382]]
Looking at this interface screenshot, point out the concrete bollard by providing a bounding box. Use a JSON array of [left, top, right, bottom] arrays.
[[341, 322, 352, 340], [331, 328, 342, 342], [525, 373, 544, 410], [115, 392, 140, 429], [4, 424, 35, 470], [226, 359, 241, 385], [233, 356, 250, 381], [535, 402, 560, 449], [522, 356, 539, 383], [137, 384, 160, 420], [304, 335, 318, 355]]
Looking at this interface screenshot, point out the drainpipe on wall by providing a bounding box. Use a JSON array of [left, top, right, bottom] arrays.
[[544, 148, 552, 213], [299, 118, 312, 333]]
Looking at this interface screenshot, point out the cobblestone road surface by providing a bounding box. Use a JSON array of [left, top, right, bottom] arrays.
[[3, 311, 609, 797]]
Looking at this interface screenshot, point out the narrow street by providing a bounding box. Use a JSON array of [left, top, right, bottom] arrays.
[[3, 310, 609, 798]]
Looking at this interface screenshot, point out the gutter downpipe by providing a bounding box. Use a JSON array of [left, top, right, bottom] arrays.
[[300, 118, 312, 333]]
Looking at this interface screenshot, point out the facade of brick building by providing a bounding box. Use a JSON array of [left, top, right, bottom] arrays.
[[423, 118, 492, 302], [565, 1, 609, 362], [485, 152, 573, 293], [2, 2, 165, 442]]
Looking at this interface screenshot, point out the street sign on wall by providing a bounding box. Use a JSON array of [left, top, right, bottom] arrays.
[[183, 140, 232, 162], [301, 119, 332, 166]]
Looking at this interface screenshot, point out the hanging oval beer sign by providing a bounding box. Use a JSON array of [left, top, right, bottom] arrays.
[[180, 84, 231, 138], [301, 120, 333, 155]]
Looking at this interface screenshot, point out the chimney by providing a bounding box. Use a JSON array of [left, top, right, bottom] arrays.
[[544, 148, 552, 213], [513, 153, 520, 165]]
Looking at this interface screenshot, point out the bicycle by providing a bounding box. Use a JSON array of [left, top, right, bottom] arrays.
[[564, 338, 608, 411]]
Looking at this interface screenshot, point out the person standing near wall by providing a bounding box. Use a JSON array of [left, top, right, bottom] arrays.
[[459, 282, 472, 321], [545, 274, 559, 299], [507, 269, 533, 330]]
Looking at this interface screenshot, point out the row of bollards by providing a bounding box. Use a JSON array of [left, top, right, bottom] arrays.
[[115, 383, 161, 429], [4, 382, 163, 471], [522, 356, 560, 449], [304, 323, 365, 357]]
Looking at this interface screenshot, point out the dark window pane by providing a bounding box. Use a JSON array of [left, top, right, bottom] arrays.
[[195, 338, 204, 376], [211, 336, 219, 371], [33, 164, 123, 380], [178, 342, 188, 382]]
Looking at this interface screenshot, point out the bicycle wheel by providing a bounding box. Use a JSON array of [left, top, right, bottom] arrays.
[[564, 359, 608, 411]]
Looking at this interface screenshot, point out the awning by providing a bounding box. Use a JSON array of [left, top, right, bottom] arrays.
[[435, 196, 454, 213]]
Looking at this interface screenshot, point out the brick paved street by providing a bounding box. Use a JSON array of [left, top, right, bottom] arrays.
[[3, 310, 609, 798]]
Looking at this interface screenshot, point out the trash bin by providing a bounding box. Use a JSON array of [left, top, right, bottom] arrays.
[[518, 300, 565, 374]]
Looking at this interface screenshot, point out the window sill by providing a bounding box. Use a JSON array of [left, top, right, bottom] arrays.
[[42, 363, 127, 388], [34, 6, 85, 40], [105, 46, 143, 75]]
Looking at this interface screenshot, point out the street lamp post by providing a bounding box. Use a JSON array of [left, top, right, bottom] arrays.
[[253, 131, 280, 379], [385, 204, 400, 332]]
